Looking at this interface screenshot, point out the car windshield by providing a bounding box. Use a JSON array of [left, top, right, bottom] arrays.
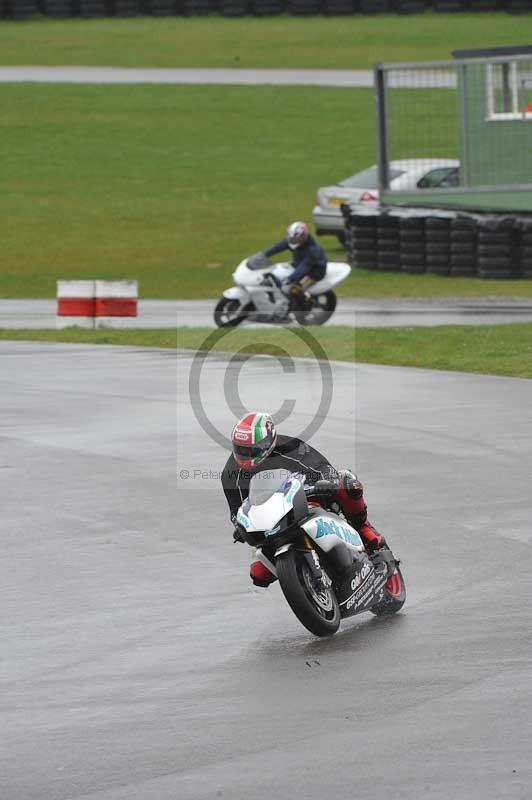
[[248, 469, 299, 506], [338, 166, 405, 189]]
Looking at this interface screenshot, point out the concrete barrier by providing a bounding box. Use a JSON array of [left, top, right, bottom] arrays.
[[56, 280, 138, 328]]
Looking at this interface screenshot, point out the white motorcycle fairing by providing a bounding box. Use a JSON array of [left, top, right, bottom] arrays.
[[219, 257, 352, 320], [222, 286, 250, 301], [238, 471, 363, 565]]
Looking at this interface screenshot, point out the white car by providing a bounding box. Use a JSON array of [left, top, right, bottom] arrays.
[[312, 158, 460, 242]]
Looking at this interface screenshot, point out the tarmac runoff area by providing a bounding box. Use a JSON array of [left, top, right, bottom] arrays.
[[0, 67, 455, 88], [2, 339, 532, 799], [3, 296, 532, 328]]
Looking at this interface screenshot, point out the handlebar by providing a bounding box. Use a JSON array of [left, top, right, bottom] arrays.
[[304, 479, 339, 498]]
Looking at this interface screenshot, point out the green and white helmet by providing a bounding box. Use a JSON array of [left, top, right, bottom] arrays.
[[231, 412, 277, 469]]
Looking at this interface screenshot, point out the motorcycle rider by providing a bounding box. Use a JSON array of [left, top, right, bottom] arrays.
[[222, 411, 387, 588], [251, 221, 327, 307]]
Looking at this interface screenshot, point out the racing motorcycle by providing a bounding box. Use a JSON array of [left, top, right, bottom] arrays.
[[234, 469, 405, 637], [214, 254, 351, 327]]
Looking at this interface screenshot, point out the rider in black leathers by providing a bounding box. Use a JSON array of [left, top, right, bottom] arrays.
[[222, 412, 385, 587]]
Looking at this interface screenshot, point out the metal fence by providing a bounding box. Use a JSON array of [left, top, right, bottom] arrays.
[[374, 52, 532, 212]]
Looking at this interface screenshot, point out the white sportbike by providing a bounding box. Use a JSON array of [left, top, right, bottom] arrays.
[[213, 255, 351, 327], [234, 469, 406, 637]]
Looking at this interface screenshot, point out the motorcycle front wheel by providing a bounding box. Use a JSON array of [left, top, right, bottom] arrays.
[[213, 297, 248, 328], [294, 290, 337, 326], [277, 549, 340, 637]]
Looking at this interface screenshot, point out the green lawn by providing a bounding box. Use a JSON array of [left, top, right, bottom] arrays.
[[2, 15, 532, 300], [2, 82, 531, 300], [0, 15, 530, 68], [2, 323, 532, 378]]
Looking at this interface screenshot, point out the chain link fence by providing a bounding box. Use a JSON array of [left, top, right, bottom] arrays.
[[375, 51, 532, 211]]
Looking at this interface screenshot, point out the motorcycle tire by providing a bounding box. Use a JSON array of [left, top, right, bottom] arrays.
[[277, 549, 340, 637], [213, 297, 247, 328], [294, 290, 337, 326], [371, 565, 406, 617]]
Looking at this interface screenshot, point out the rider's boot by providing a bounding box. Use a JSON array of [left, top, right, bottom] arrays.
[[250, 560, 277, 588], [334, 470, 387, 553]]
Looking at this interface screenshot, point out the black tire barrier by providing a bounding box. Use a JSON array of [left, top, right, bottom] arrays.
[[77, 0, 109, 14], [377, 252, 401, 271], [323, 0, 356, 11], [149, 0, 178, 13], [353, 236, 377, 250], [352, 249, 379, 270], [41, 0, 72, 12], [111, 0, 141, 13], [425, 255, 450, 276], [343, 206, 532, 280], [287, 0, 321, 12], [6, 0, 532, 16], [220, 0, 248, 13], [432, 0, 466, 10], [505, 0, 532, 11], [359, 0, 390, 11], [4, 0, 38, 16], [251, 0, 284, 11], [182, 0, 211, 12], [395, 0, 428, 11]]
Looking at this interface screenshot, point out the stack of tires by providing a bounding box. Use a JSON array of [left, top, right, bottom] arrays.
[[399, 213, 425, 273], [518, 219, 532, 279], [41, 0, 72, 13], [251, 0, 284, 13], [322, 0, 355, 11], [432, 0, 466, 10], [424, 214, 454, 276], [395, 0, 428, 10], [219, 0, 248, 14], [287, 0, 321, 12], [2, 0, 38, 16], [77, 0, 109, 14], [110, 0, 141, 13], [450, 215, 477, 277], [345, 210, 378, 271], [376, 213, 401, 272], [476, 217, 516, 279], [149, 0, 177, 13]]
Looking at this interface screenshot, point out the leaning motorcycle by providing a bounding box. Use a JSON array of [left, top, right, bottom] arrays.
[[235, 469, 406, 637], [214, 255, 351, 327]]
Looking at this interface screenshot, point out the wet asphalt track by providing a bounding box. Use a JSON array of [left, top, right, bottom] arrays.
[[2, 340, 532, 800], [3, 297, 532, 329]]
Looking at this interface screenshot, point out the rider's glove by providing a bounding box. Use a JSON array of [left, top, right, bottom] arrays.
[[339, 470, 363, 499], [231, 514, 246, 543], [308, 478, 339, 497]]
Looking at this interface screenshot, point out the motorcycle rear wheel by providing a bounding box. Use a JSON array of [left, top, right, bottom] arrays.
[[277, 549, 340, 637], [371, 565, 406, 617], [294, 290, 337, 326], [213, 297, 247, 328]]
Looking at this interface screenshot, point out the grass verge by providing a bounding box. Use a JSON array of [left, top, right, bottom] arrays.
[[2, 323, 532, 378], [2, 83, 532, 300], [0, 15, 530, 69]]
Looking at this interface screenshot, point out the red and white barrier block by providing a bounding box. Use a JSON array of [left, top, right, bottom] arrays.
[[94, 280, 138, 329], [56, 280, 95, 329], [56, 280, 138, 329]]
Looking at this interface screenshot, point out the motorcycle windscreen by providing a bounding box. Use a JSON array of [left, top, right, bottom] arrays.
[[248, 469, 303, 506]]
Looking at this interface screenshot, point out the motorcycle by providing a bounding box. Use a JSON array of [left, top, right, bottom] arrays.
[[214, 254, 351, 328], [234, 469, 406, 637]]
